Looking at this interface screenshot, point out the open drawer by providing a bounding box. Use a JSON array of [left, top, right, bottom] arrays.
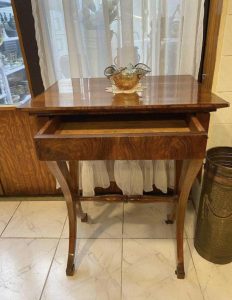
[[34, 115, 208, 161]]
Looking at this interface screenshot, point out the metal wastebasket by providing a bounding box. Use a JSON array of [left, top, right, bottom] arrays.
[[194, 147, 232, 264]]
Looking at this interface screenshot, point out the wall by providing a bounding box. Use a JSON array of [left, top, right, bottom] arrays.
[[208, 0, 232, 148]]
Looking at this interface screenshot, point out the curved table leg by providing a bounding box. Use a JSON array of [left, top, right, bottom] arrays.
[[47, 161, 79, 276], [175, 159, 202, 279]]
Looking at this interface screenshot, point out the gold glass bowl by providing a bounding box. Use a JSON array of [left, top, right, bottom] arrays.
[[104, 63, 151, 90]]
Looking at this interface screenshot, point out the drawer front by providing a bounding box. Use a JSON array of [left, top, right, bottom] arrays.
[[34, 116, 208, 161]]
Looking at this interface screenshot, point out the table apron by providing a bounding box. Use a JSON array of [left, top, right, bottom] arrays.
[[34, 135, 207, 161]]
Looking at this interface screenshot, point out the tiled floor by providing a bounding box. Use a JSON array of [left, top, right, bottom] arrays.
[[0, 198, 232, 300]]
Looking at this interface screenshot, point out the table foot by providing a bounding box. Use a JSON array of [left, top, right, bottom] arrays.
[[66, 255, 75, 276], [165, 213, 175, 224], [175, 263, 185, 279], [76, 202, 88, 221], [165, 219, 174, 224], [81, 213, 88, 223]]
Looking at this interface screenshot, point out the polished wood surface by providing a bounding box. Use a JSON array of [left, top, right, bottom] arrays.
[[20, 76, 228, 114], [47, 161, 87, 275], [20, 75, 228, 279], [47, 161, 77, 276], [0, 178, 4, 195], [79, 194, 178, 203], [34, 116, 207, 161], [176, 159, 203, 278], [0, 110, 56, 195]]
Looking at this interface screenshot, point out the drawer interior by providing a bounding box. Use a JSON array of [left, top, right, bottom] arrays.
[[38, 115, 206, 136], [56, 119, 191, 135]]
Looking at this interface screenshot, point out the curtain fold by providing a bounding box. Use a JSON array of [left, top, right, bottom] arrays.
[[31, 0, 204, 196]]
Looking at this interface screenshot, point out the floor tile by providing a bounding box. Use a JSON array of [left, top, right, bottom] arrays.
[[41, 239, 122, 300], [123, 203, 177, 238], [2, 201, 66, 238], [62, 202, 123, 238], [188, 239, 232, 300], [0, 201, 20, 235], [0, 238, 58, 300], [122, 239, 203, 300]]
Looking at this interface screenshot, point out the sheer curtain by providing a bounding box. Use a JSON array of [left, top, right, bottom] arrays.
[[31, 0, 204, 196]]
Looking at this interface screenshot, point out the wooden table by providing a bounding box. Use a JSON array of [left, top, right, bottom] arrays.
[[20, 75, 229, 279]]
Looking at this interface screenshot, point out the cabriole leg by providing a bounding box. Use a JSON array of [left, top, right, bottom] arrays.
[[175, 159, 202, 279], [47, 161, 78, 276]]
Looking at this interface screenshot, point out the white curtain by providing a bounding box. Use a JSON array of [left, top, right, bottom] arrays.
[[31, 0, 204, 196]]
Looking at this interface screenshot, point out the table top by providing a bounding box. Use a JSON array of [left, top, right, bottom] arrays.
[[20, 75, 229, 114]]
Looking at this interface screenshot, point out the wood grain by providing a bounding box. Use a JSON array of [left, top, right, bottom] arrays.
[[56, 120, 191, 135], [201, 0, 223, 90], [25, 75, 227, 278], [79, 194, 178, 203], [20, 76, 229, 114], [0, 110, 56, 195], [176, 159, 203, 278], [0, 177, 4, 195], [35, 115, 207, 161], [46, 161, 77, 276], [35, 134, 207, 161]]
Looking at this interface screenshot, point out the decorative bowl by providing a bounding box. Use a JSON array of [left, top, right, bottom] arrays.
[[104, 63, 151, 90], [112, 92, 140, 106]]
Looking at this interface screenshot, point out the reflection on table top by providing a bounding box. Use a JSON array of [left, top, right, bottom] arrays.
[[19, 75, 229, 114]]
